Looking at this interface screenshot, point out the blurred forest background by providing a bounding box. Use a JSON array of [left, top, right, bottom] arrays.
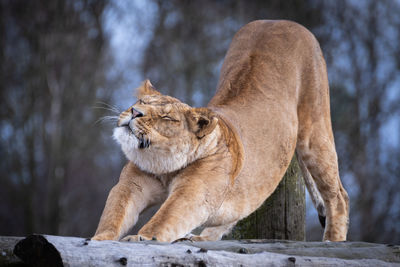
[[1, 0, 399, 243]]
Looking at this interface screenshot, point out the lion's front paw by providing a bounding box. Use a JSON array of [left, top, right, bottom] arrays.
[[188, 235, 208, 241], [171, 237, 194, 243], [92, 231, 118, 241], [121, 234, 149, 242], [171, 234, 208, 243]]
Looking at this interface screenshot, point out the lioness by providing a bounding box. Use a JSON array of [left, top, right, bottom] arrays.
[[93, 20, 349, 242]]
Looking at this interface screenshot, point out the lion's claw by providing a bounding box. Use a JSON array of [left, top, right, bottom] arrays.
[[121, 235, 148, 242]]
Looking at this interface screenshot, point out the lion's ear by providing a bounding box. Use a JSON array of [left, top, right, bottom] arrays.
[[186, 108, 218, 138], [136, 79, 162, 98]]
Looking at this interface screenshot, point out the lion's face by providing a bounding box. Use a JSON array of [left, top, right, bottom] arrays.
[[115, 94, 190, 151], [113, 80, 218, 175]]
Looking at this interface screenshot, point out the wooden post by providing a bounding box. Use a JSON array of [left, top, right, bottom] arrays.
[[228, 156, 305, 240]]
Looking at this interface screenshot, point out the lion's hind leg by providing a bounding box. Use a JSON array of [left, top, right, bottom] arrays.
[[296, 128, 349, 241], [297, 152, 326, 227]]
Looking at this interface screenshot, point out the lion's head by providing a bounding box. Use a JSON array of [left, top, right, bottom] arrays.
[[113, 80, 219, 175]]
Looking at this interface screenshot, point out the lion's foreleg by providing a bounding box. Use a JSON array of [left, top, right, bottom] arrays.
[[92, 183, 138, 241], [92, 164, 165, 241], [133, 179, 213, 242]]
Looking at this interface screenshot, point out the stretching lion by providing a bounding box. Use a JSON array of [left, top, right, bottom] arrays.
[[92, 20, 349, 242]]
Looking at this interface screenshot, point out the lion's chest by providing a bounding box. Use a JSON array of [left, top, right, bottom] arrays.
[[128, 147, 191, 176]]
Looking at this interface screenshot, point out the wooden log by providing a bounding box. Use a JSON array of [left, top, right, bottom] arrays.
[[1, 235, 399, 266], [229, 156, 306, 240]]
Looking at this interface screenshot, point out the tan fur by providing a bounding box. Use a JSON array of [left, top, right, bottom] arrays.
[[93, 20, 349, 242]]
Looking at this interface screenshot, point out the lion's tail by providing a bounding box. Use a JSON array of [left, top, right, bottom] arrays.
[[296, 152, 326, 228]]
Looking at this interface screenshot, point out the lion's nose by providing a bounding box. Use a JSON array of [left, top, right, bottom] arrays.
[[131, 107, 143, 118]]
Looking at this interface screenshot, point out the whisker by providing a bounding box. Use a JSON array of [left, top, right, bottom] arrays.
[[94, 115, 120, 125], [96, 101, 119, 110], [94, 101, 121, 114], [92, 106, 120, 114]]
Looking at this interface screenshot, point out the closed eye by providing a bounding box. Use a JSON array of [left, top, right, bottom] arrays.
[[136, 99, 150, 105], [161, 115, 179, 122]]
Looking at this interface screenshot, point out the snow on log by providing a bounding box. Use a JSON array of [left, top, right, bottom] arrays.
[[1, 234, 399, 266]]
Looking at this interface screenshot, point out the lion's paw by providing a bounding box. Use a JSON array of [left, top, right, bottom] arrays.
[[91, 231, 117, 241], [188, 235, 208, 241], [171, 237, 194, 243], [171, 234, 208, 243], [121, 234, 149, 242]]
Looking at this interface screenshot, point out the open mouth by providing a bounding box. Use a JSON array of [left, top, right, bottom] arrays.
[[138, 134, 150, 149], [123, 125, 150, 149]]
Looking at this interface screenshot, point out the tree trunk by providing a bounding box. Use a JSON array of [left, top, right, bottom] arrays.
[[228, 156, 305, 240]]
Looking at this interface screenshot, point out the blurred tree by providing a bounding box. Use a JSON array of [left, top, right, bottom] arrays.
[[0, 0, 121, 236]]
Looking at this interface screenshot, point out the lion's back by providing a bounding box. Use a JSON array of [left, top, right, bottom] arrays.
[[209, 20, 324, 108]]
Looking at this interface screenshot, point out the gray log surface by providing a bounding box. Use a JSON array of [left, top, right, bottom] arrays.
[[1, 235, 400, 267]]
